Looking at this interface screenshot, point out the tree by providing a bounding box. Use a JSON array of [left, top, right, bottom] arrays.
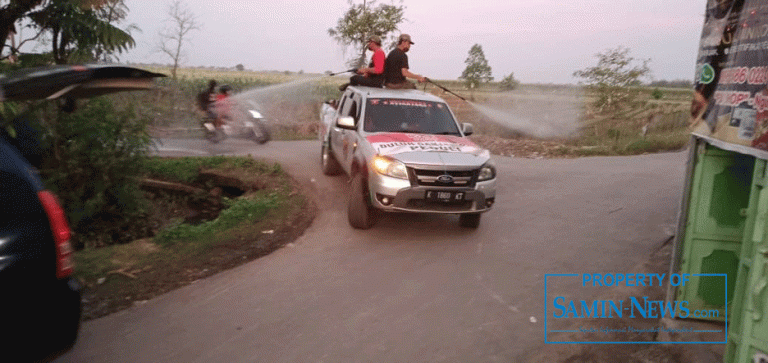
[[499, 73, 519, 91], [0, 0, 46, 60], [328, 0, 405, 68], [156, 0, 200, 80], [91, 0, 139, 63], [460, 44, 493, 89], [235, 63, 244, 71], [573, 46, 651, 113], [2, 0, 132, 64], [28, 0, 136, 64]]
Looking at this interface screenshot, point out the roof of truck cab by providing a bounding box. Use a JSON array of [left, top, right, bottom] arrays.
[[346, 86, 447, 103]]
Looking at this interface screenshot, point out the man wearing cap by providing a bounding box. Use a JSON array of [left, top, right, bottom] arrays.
[[340, 35, 386, 90], [384, 34, 426, 89]]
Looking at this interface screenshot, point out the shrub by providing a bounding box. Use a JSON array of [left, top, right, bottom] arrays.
[[573, 46, 651, 114], [500, 73, 519, 91], [36, 97, 154, 249]]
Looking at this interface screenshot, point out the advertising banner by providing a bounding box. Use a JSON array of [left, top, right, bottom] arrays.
[[366, 133, 486, 156], [692, 0, 768, 156]]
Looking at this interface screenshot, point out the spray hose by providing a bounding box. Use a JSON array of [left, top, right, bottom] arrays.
[[425, 78, 467, 101], [327, 68, 357, 76]]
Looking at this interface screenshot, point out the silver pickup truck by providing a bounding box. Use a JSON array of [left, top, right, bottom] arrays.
[[319, 86, 496, 229]]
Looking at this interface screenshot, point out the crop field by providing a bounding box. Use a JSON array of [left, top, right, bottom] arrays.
[[120, 65, 694, 156]]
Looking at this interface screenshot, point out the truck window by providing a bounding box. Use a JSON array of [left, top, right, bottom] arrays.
[[363, 99, 461, 136], [337, 94, 349, 115], [353, 94, 363, 121], [347, 101, 358, 120], [339, 95, 357, 121]]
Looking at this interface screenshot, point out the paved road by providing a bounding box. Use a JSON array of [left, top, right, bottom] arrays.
[[57, 138, 686, 362]]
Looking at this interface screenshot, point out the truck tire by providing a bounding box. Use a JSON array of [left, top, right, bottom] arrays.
[[459, 213, 481, 228], [321, 143, 342, 176], [348, 173, 376, 229]]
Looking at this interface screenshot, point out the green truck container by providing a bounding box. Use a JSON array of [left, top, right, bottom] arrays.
[[671, 1, 768, 360], [725, 156, 768, 362], [668, 137, 768, 362], [673, 141, 754, 322]]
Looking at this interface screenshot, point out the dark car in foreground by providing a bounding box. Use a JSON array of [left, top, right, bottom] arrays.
[[1, 124, 81, 360], [0, 64, 164, 360]]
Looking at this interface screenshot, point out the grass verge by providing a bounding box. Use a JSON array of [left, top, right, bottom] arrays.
[[74, 156, 315, 320]]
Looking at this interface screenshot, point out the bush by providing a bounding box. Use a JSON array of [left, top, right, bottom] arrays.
[[36, 97, 154, 249], [573, 46, 650, 114], [500, 73, 519, 91]]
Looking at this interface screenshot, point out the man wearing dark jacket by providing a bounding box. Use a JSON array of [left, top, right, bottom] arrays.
[[384, 34, 426, 89]]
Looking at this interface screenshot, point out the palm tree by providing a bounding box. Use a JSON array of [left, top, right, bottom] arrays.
[[28, 0, 135, 64]]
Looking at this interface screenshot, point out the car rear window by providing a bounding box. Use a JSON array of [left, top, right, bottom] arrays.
[[363, 99, 461, 135]]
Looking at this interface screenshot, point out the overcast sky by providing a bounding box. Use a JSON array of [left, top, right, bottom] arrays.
[[118, 0, 708, 84]]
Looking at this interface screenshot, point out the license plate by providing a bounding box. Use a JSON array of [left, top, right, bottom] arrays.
[[425, 190, 465, 202]]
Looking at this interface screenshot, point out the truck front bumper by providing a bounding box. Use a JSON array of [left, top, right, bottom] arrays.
[[368, 172, 496, 214]]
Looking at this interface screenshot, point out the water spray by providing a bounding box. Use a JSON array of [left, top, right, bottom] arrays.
[[425, 77, 466, 102]]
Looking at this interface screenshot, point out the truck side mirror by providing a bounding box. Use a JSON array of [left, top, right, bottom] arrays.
[[462, 123, 474, 136], [337, 116, 356, 130]]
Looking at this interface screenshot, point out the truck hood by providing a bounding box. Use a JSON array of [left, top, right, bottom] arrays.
[[366, 133, 490, 168]]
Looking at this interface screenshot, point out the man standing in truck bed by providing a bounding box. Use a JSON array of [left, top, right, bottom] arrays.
[[384, 34, 426, 89]]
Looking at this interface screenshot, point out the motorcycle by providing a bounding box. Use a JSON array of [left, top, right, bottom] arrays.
[[203, 97, 271, 144]]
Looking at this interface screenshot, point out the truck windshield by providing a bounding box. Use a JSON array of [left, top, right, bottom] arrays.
[[363, 98, 461, 135]]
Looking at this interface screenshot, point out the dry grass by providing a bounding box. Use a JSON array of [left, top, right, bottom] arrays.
[[128, 65, 694, 156], [439, 84, 694, 157]]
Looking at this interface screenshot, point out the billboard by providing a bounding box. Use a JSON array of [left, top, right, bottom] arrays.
[[691, 0, 768, 154]]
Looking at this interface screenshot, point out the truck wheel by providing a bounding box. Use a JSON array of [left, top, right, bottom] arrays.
[[321, 143, 342, 176], [348, 174, 377, 229], [459, 213, 481, 228]]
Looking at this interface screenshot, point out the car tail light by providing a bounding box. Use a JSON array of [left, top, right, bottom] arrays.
[[37, 191, 74, 279]]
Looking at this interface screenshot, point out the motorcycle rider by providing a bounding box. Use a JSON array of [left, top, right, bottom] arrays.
[[213, 84, 234, 129], [197, 79, 218, 121], [204, 84, 270, 144], [201, 84, 233, 143]]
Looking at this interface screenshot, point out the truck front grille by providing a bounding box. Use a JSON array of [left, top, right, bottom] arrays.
[[409, 168, 477, 187]]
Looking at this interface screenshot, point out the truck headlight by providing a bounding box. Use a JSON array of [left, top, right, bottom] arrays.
[[372, 155, 408, 179], [477, 163, 496, 181]]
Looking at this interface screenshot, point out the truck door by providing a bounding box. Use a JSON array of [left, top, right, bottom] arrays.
[[342, 94, 362, 171], [330, 93, 350, 163], [336, 93, 361, 174]]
